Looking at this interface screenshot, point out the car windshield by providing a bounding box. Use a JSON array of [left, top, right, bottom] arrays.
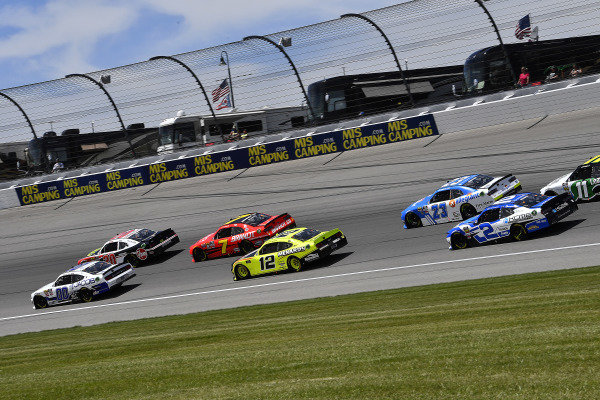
[[292, 228, 321, 241], [514, 193, 548, 207], [463, 174, 495, 189], [128, 229, 155, 241], [228, 213, 271, 226], [83, 261, 112, 274]]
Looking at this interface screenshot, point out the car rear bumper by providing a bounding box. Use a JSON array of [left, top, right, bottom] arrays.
[[308, 236, 348, 261]]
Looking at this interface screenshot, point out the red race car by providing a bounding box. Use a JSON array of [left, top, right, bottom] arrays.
[[189, 212, 295, 262]]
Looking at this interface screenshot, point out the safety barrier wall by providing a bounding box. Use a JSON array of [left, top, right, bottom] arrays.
[[2, 78, 600, 210], [434, 78, 600, 133], [9, 114, 438, 207]]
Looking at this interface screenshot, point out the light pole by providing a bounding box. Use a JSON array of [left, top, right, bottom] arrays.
[[219, 50, 235, 108]]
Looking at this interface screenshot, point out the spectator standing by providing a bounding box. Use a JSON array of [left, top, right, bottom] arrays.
[[570, 64, 582, 78], [518, 67, 530, 87]]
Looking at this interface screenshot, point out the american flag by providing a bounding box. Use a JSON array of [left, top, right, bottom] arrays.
[[212, 79, 230, 103], [215, 94, 231, 110], [515, 14, 532, 40]]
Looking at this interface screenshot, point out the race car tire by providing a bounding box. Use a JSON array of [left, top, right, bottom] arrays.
[[510, 224, 528, 241], [235, 265, 251, 280], [78, 288, 93, 303], [192, 248, 207, 262], [124, 254, 140, 268], [450, 232, 468, 250], [33, 295, 48, 309], [287, 256, 303, 272], [460, 204, 477, 220], [240, 240, 255, 254], [404, 212, 422, 228]]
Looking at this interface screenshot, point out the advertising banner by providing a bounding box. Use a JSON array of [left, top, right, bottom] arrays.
[[14, 114, 438, 206]]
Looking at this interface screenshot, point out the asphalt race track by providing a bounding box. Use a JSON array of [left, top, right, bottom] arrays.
[[2, 107, 600, 336]]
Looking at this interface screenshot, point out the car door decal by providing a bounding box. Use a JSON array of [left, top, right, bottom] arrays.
[[430, 203, 448, 220], [218, 239, 228, 254], [260, 255, 276, 270], [55, 287, 70, 301]]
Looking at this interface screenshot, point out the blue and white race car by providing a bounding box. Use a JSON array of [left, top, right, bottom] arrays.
[[401, 174, 521, 228], [446, 192, 577, 250], [30, 260, 135, 309]]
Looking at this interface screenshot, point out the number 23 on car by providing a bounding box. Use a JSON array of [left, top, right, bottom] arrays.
[[231, 227, 348, 280]]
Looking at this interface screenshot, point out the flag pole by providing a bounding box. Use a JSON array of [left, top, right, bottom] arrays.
[[220, 50, 235, 108], [474, 0, 518, 87]]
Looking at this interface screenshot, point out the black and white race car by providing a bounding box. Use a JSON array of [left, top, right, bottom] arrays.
[[78, 228, 179, 267]]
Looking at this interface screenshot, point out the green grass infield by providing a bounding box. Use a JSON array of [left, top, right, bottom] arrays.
[[2, 266, 600, 399]]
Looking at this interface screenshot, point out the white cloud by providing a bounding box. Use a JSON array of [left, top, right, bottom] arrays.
[[0, 0, 399, 86], [0, 0, 137, 81], [136, 0, 398, 49]]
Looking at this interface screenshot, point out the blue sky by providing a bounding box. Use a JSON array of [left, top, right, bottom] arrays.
[[0, 0, 404, 90]]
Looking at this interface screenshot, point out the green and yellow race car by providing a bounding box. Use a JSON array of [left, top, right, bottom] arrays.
[[231, 227, 348, 280]]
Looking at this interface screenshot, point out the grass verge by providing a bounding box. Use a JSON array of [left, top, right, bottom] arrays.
[[2, 266, 600, 399]]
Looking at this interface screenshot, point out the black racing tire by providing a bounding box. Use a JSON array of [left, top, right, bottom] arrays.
[[234, 265, 251, 280], [404, 212, 422, 229], [192, 247, 207, 262], [450, 232, 468, 250], [287, 256, 303, 272], [460, 204, 478, 220], [510, 224, 528, 242], [240, 240, 255, 254], [33, 295, 48, 310], [78, 288, 93, 303], [124, 254, 140, 267]]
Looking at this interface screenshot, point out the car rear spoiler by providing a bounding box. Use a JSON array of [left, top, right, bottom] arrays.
[[147, 228, 177, 248], [487, 174, 520, 200], [264, 213, 295, 232], [103, 262, 133, 280]]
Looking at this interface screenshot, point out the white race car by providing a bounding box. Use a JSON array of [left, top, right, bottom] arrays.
[[31, 260, 135, 309], [401, 174, 522, 228], [541, 154, 600, 201]]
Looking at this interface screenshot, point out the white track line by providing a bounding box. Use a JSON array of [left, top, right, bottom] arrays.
[[3, 241, 600, 323]]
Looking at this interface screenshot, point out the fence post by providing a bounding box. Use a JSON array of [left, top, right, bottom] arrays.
[[474, 0, 518, 86], [340, 13, 414, 107], [65, 73, 136, 157], [243, 35, 315, 120]]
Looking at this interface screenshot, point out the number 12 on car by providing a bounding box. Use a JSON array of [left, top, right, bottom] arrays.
[[260, 255, 276, 270]]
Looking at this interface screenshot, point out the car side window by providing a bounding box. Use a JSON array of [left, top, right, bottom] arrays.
[[478, 208, 500, 224], [231, 227, 244, 235], [55, 275, 72, 286], [215, 228, 232, 239], [118, 241, 127, 250], [259, 242, 279, 255], [102, 242, 118, 253], [592, 165, 600, 179], [500, 208, 514, 218], [72, 274, 84, 283], [277, 242, 293, 251], [571, 165, 591, 181], [430, 190, 451, 203], [450, 189, 464, 199]]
